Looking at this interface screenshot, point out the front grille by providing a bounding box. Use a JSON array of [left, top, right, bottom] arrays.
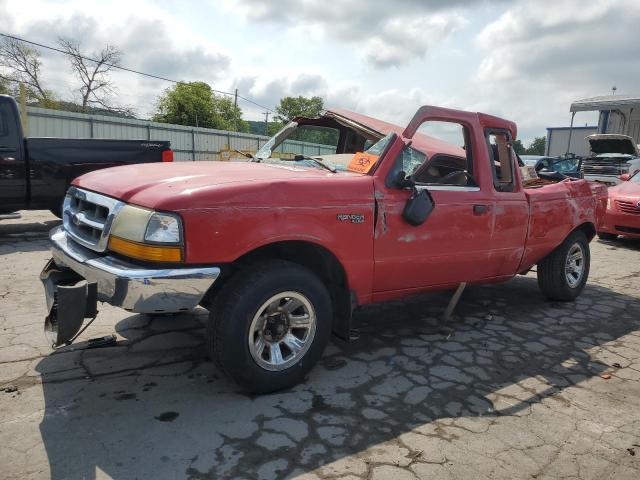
[[616, 200, 640, 215], [62, 187, 125, 252], [581, 157, 630, 177]]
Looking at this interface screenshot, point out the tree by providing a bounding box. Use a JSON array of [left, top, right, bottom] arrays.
[[525, 136, 546, 156], [58, 38, 125, 113], [272, 95, 337, 145], [153, 81, 248, 131], [0, 76, 11, 95], [212, 94, 249, 132], [0, 37, 51, 102], [274, 96, 324, 123], [512, 139, 525, 155]]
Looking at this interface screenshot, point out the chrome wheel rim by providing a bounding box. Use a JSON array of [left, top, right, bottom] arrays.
[[248, 291, 316, 371], [565, 243, 585, 288]]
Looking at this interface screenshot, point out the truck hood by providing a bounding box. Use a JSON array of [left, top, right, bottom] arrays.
[[72, 161, 360, 209], [587, 134, 639, 156]]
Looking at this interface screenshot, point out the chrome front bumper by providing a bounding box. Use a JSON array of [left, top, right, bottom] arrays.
[[583, 174, 620, 186], [46, 226, 220, 313]]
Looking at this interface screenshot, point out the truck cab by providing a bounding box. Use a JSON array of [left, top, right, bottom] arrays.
[[0, 95, 27, 213]]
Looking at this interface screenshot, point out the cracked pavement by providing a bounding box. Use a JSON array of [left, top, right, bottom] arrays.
[[1, 211, 639, 480]]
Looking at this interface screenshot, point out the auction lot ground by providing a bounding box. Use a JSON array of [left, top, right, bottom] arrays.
[[1, 211, 639, 480]]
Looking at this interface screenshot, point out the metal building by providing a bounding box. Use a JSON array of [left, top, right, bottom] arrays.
[[545, 125, 597, 157], [570, 95, 640, 142], [565, 95, 640, 153]]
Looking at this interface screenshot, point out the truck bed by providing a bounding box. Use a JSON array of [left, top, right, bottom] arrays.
[[520, 179, 607, 270], [25, 138, 171, 212]]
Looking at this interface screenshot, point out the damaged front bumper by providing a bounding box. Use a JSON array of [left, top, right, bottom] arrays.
[[40, 226, 221, 347]]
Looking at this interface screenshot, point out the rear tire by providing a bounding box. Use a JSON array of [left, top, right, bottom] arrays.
[[537, 231, 590, 301], [597, 232, 617, 241], [207, 260, 332, 393]]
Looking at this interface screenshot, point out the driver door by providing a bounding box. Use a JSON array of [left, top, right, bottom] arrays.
[[372, 110, 497, 295], [0, 97, 26, 212]]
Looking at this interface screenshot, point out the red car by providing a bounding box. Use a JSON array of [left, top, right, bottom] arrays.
[[40, 105, 607, 392], [598, 171, 640, 240]]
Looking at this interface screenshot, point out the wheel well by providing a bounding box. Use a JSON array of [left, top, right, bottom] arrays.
[[205, 241, 353, 340], [573, 222, 596, 242]]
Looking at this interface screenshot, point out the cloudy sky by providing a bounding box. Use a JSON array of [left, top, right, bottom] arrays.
[[2, 0, 638, 143]]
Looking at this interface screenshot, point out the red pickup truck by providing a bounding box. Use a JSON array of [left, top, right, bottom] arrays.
[[40, 105, 607, 392]]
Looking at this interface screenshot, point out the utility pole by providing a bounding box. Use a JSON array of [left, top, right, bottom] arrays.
[[234, 88, 238, 132], [18, 83, 28, 135], [264, 111, 270, 136]]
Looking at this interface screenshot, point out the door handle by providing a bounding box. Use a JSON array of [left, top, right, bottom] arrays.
[[473, 204, 490, 215]]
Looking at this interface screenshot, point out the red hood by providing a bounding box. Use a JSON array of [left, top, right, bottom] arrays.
[[610, 179, 640, 199], [73, 161, 362, 210]]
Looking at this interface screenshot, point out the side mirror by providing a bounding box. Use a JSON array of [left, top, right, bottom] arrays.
[[402, 188, 435, 226], [619, 173, 630, 182], [394, 170, 415, 189]]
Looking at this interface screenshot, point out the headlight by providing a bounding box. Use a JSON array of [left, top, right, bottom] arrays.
[[606, 197, 611, 210], [108, 206, 184, 262], [145, 212, 182, 244]]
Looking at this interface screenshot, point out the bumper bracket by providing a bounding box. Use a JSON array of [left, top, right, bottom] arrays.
[[41, 259, 99, 347]]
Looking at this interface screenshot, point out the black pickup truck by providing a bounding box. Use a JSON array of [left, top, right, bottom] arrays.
[[0, 95, 173, 217]]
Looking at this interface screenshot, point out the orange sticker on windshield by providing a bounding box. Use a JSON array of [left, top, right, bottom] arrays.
[[347, 152, 378, 174]]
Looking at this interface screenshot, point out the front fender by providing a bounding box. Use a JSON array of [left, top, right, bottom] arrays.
[[180, 204, 375, 304]]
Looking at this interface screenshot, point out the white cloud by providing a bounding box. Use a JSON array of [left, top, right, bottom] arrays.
[[233, 70, 454, 130], [227, 0, 473, 68], [470, 0, 640, 142], [2, 0, 231, 115], [2, 0, 639, 145]]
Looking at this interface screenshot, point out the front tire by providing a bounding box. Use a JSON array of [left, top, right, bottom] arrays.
[[207, 260, 332, 393], [597, 231, 617, 241], [537, 231, 590, 301]]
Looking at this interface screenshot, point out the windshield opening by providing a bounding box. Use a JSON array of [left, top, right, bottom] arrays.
[[254, 121, 386, 173]]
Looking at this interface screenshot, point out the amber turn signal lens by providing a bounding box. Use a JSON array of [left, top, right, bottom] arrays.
[[108, 236, 183, 262]]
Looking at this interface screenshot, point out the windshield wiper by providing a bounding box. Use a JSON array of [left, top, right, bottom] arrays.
[[293, 154, 336, 173], [231, 149, 259, 162]]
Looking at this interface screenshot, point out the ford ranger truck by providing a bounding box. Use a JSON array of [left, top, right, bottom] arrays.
[[40, 105, 607, 393]]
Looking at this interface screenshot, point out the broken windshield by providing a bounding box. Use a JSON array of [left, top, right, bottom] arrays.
[[254, 121, 389, 173], [255, 122, 299, 160]]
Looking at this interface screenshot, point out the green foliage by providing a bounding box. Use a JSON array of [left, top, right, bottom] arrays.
[[525, 136, 546, 155], [271, 96, 337, 145], [274, 96, 324, 124], [512, 139, 525, 155], [152, 82, 246, 131], [247, 120, 280, 136], [212, 94, 250, 132], [0, 77, 10, 95], [288, 125, 339, 147]]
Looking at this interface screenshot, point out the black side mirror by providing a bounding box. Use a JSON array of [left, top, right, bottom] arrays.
[[394, 170, 415, 189], [403, 187, 435, 226]]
